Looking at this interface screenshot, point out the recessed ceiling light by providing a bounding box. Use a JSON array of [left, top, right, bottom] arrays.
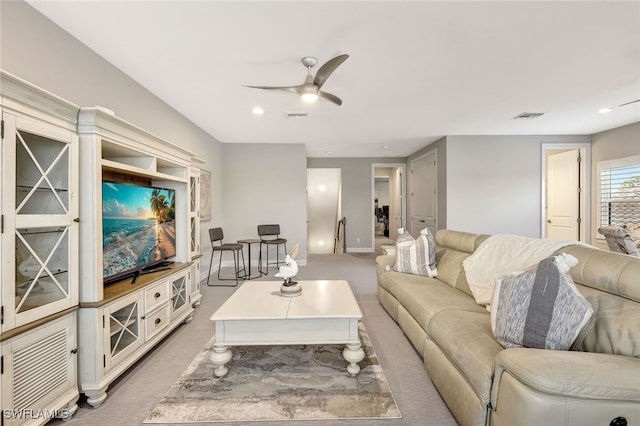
[[383, 145, 389, 149], [252, 106, 264, 115], [597, 107, 613, 114], [325, 151, 334, 155]]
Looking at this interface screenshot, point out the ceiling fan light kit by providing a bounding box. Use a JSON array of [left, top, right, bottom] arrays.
[[244, 54, 349, 106], [300, 81, 319, 103]]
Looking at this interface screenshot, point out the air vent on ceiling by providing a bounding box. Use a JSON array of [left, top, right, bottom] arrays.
[[513, 112, 544, 120], [287, 113, 308, 119]]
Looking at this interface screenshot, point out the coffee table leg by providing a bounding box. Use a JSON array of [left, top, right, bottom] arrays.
[[210, 345, 232, 377], [343, 342, 365, 376]]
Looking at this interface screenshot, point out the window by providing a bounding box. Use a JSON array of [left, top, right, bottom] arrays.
[[598, 155, 640, 230]]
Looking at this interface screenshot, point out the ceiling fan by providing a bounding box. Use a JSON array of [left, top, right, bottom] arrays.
[[244, 54, 349, 106], [619, 99, 640, 107]]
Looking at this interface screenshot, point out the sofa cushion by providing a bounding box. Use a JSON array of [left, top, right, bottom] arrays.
[[378, 269, 430, 300], [491, 254, 593, 350], [573, 285, 640, 357], [435, 247, 474, 296], [561, 245, 640, 357], [427, 310, 504, 403], [397, 280, 487, 332], [393, 228, 438, 277]]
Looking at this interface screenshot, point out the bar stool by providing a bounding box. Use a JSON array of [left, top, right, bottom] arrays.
[[207, 227, 246, 286], [258, 224, 287, 275]]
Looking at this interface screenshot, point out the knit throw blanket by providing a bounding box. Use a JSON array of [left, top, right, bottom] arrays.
[[463, 234, 586, 306]]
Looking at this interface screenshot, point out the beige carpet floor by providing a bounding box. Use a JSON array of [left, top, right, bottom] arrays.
[[51, 252, 456, 426]]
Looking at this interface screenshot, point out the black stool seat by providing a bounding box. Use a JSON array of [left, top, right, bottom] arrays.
[[208, 228, 246, 287], [214, 243, 243, 251], [258, 224, 287, 276], [261, 238, 287, 245]]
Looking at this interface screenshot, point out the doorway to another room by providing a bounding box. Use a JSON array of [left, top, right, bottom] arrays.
[[307, 168, 342, 254], [541, 143, 591, 242], [372, 164, 406, 253]]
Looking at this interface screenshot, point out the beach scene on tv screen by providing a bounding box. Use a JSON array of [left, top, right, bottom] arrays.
[[102, 182, 176, 279]]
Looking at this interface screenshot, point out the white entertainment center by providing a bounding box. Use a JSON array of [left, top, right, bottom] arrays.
[[0, 70, 205, 423], [76, 107, 202, 407]]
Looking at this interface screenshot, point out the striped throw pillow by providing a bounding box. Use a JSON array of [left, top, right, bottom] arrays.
[[393, 228, 438, 277], [490, 253, 593, 350]]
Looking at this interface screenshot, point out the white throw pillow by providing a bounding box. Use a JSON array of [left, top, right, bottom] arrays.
[[393, 228, 438, 277], [490, 253, 593, 350]]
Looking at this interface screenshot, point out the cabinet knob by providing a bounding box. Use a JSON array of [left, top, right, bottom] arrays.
[[155, 318, 162, 325], [73, 218, 80, 223], [70, 348, 78, 354], [611, 418, 627, 426], [141, 315, 146, 320], [154, 292, 161, 298]]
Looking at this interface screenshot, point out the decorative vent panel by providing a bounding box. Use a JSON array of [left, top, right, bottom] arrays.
[[12, 328, 68, 410], [512, 112, 544, 120]]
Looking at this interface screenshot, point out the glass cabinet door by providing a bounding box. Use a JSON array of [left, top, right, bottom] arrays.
[[170, 273, 188, 318], [15, 227, 70, 314], [104, 293, 143, 370], [2, 115, 78, 330], [188, 170, 200, 258]]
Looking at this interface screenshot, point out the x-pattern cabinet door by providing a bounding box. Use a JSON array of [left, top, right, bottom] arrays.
[[103, 292, 143, 371], [1, 113, 79, 331]]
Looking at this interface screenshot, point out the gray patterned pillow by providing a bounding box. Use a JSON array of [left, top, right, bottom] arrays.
[[490, 253, 593, 350], [393, 228, 438, 277]]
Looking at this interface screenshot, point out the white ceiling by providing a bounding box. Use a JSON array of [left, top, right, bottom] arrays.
[[28, 1, 640, 158]]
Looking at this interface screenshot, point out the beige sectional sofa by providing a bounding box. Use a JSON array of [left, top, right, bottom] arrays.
[[376, 229, 640, 426]]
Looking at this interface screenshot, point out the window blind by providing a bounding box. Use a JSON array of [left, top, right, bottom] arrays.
[[599, 157, 640, 227]]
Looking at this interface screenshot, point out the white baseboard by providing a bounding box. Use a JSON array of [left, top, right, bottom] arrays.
[[346, 247, 374, 253], [212, 258, 308, 276], [218, 260, 306, 267]]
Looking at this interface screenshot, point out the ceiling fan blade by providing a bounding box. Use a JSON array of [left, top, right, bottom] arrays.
[[313, 54, 349, 89], [619, 99, 640, 107], [319, 90, 343, 106], [243, 85, 302, 95]]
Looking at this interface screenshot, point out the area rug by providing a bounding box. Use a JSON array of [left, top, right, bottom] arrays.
[[145, 322, 401, 423]]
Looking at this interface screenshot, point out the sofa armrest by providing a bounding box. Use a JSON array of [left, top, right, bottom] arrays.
[[376, 254, 394, 269], [491, 348, 640, 408]]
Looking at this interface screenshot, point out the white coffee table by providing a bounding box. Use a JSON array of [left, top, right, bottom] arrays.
[[209, 280, 364, 377]]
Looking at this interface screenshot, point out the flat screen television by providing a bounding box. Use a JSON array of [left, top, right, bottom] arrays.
[[102, 181, 177, 286]]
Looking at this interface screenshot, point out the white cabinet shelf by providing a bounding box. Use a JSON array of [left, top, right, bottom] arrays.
[[102, 159, 188, 183]]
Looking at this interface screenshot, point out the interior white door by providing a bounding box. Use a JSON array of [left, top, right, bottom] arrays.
[[388, 168, 402, 241], [547, 149, 580, 240], [410, 152, 437, 237]]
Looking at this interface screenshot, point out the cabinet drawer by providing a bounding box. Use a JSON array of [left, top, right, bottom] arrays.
[[145, 280, 170, 313], [144, 303, 171, 342]]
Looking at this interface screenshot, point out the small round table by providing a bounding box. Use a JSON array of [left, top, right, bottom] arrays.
[[237, 238, 262, 280]]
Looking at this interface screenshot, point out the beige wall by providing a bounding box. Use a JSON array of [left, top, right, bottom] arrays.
[[222, 143, 308, 263], [1, 1, 224, 279], [590, 121, 640, 248]]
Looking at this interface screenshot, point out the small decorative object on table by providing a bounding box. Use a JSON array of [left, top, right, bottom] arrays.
[[276, 243, 301, 297]]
